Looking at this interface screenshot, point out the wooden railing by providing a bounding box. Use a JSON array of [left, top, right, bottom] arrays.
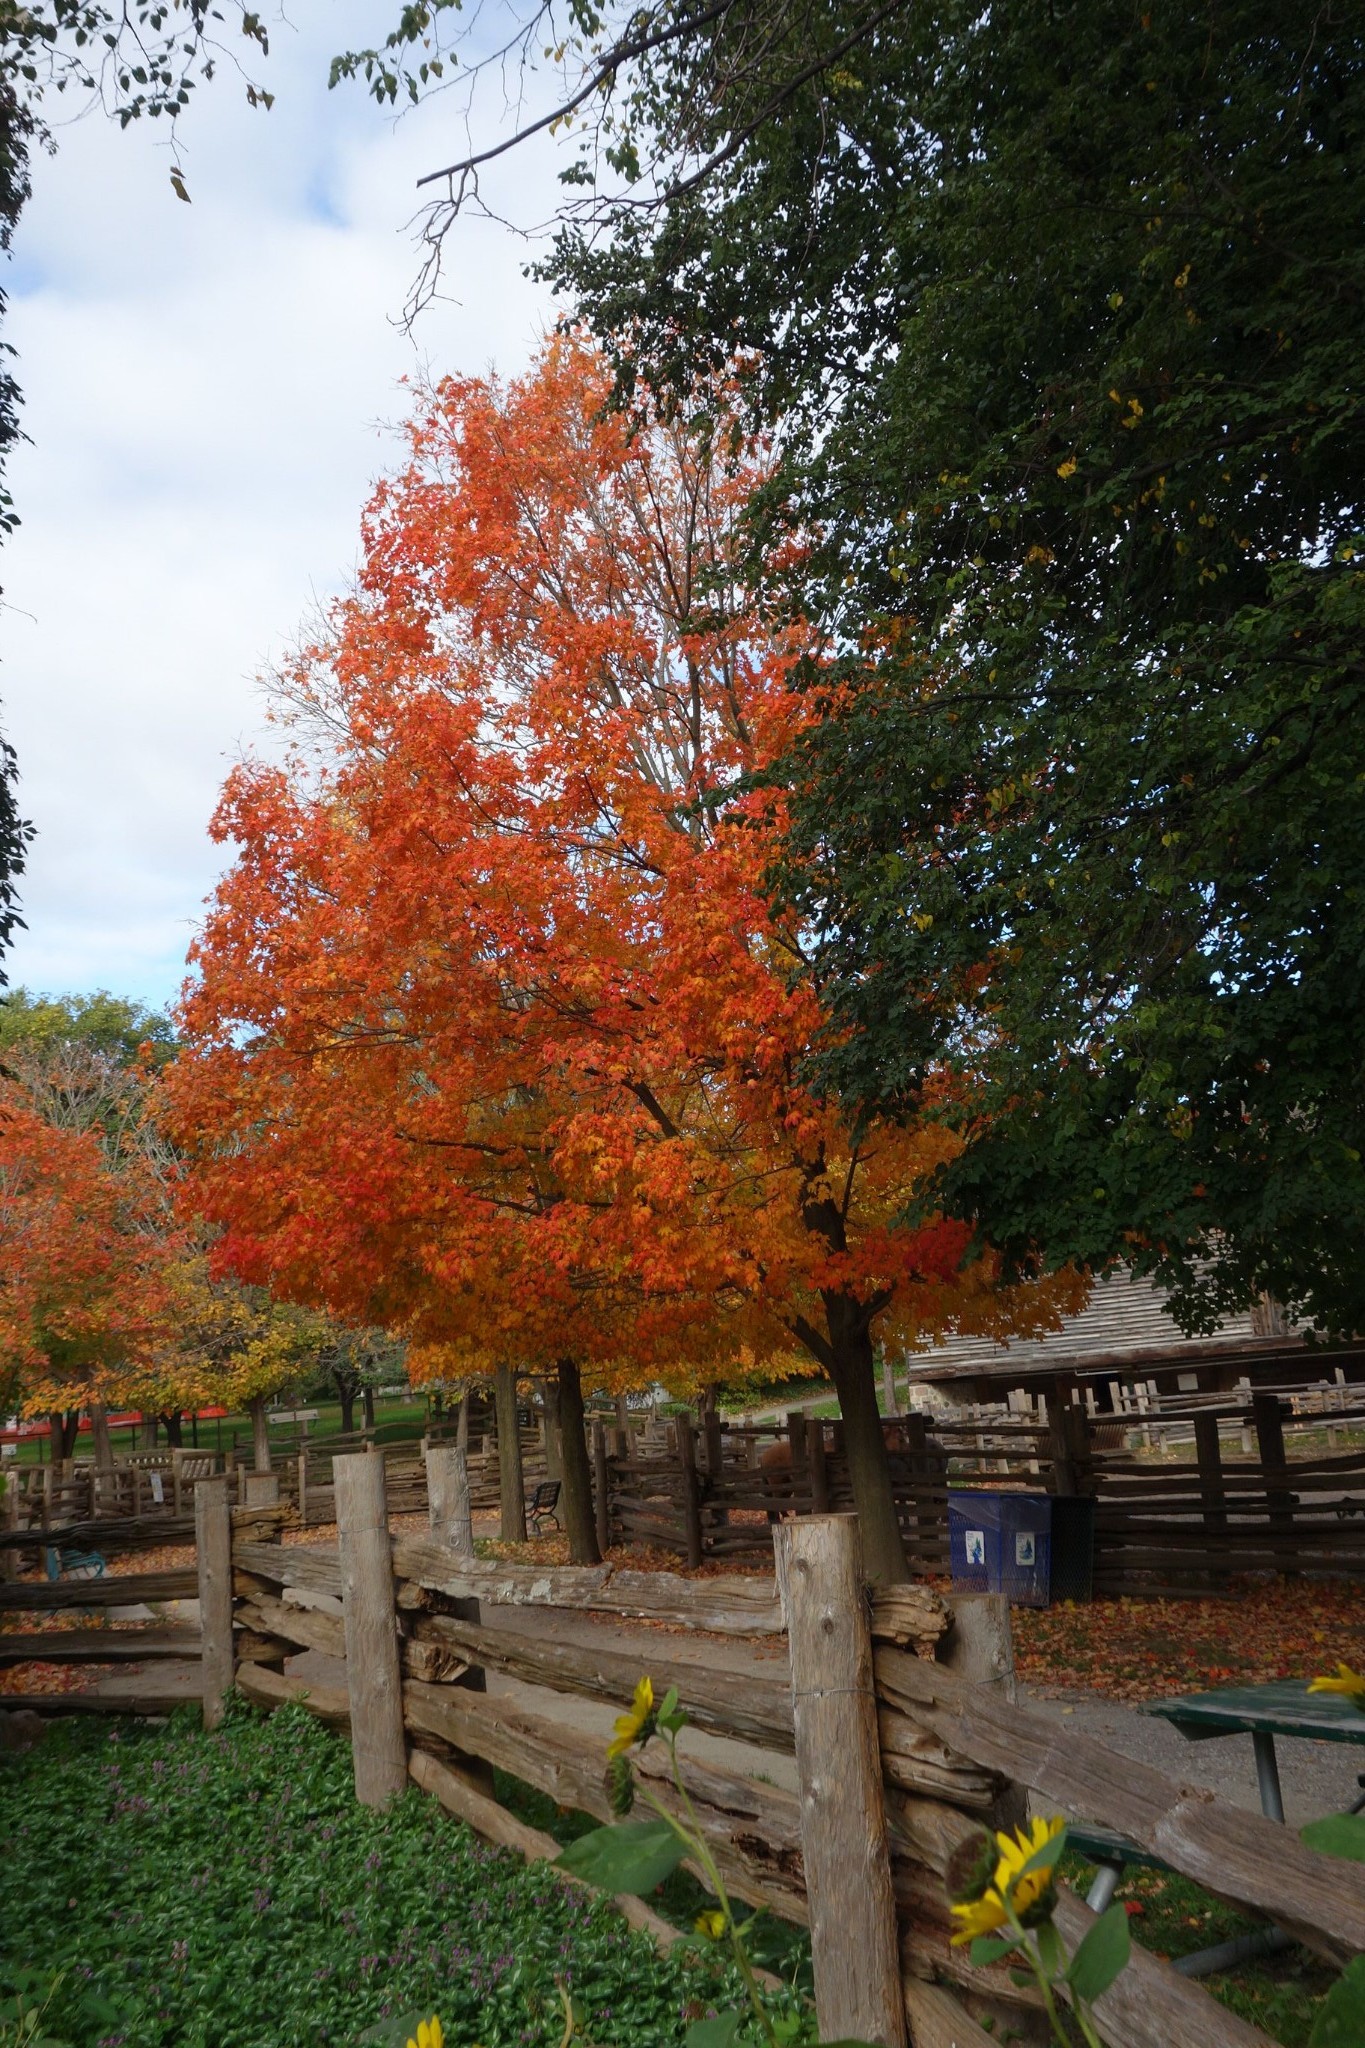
[[188, 1463, 1365, 2048]]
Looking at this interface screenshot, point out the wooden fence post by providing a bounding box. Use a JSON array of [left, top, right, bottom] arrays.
[[195, 1476, 234, 1732], [334, 1452, 408, 1807], [427, 1444, 474, 1558], [804, 1416, 830, 1513], [297, 1450, 309, 1529], [1194, 1412, 1229, 1589], [676, 1420, 704, 1569], [1253, 1393, 1295, 1561], [776, 1514, 906, 2048], [1048, 1381, 1079, 1495]]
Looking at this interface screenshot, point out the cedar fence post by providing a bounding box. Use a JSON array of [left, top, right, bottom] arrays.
[[676, 1419, 704, 1569], [334, 1451, 407, 1807], [1253, 1393, 1296, 1563], [297, 1450, 309, 1529], [1047, 1381, 1078, 1496], [195, 1476, 234, 1731], [804, 1416, 830, 1513], [592, 1420, 611, 1558], [1194, 1412, 1229, 1589], [776, 1513, 906, 2048], [427, 1443, 475, 1558]]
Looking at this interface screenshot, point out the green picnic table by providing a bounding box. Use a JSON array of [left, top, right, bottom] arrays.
[[1070, 1682, 1365, 1975], [1143, 1680, 1365, 1824]]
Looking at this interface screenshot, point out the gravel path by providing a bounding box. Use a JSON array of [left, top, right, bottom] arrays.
[[1021, 1683, 1365, 1825]]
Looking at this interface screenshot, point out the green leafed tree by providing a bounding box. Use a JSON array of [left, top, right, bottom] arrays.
[[470, 0, 1365, 1338]]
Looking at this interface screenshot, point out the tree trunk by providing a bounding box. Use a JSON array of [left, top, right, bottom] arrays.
[[89, 1400, 113, 1472], [494, 1365, 526, 1543], [555, 1359, 601, 1566], [456, 1393, 469, 1452], [249, 1394, 271, 1474], [159, 1411, 184, 1448], [541, 1377, 563, 1482], [139, 1413, 157, 1449], [362, 1383, 375, 1432], [826, 1305, 909, 1585], [50, 1411, 81, 1463], [334, 1372, 356, 1436]]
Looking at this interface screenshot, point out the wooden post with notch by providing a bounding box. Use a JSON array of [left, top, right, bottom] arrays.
[[426, 1443, 474, 1558], [195, 1475, 234, 1732], [334, 1451, 407, 1807], [776, 1514, 906, 2048]]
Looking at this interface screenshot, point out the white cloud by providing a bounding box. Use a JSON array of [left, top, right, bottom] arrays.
[[2, 1, 565, 1011]]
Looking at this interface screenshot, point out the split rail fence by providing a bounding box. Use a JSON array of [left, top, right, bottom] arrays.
[[7, 1384, 1365, 1594], [3, 1451, 1365, 2043], [205, 1462, 1365, 2043]]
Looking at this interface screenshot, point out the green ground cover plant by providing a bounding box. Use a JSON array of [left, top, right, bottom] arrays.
[[0, 1703, 793, 2048]]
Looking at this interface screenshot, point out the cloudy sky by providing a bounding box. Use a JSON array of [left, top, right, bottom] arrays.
[[3, 1, 564, 1015]]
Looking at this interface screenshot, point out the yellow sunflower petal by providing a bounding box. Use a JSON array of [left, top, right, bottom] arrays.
[[950, 1889, 1009, 1944]]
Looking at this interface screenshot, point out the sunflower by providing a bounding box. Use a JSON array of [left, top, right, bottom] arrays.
[[949, 1815, 1066, 1946], [994, 1814, 1066, 1922], [406, 2020, 444, 2048], [608, 1676, 656, 1758], [950, 1888, 1010, 1944], [1308, 1664, 1365, 1710]]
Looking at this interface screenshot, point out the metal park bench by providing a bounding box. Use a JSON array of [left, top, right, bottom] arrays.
[[527, 1479, 562, 1536], [43, 1544, 106, 1584]]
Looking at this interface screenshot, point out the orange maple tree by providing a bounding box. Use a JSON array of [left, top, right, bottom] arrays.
[[171, 339, 1080, 1579], [0, 1084, 178, 1452]]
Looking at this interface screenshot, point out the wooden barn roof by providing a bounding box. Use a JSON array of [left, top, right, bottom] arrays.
[[906, 1270, 1271, 1385]]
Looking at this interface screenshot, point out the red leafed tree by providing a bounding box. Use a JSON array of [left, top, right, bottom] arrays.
[[0, 1086, 176, 1449], [172, 338, 1080, 1580]]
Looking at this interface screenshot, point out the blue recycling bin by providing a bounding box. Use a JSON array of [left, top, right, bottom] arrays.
[[948, 1490, 1053, 1607]]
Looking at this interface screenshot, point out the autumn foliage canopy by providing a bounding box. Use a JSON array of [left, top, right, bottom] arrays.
[[170, 339, 1078, 1577]]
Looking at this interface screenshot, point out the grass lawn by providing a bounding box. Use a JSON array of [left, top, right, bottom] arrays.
[[1060, 1852, 1335, 2046], [0, 1703, 802, 2048], [4, 1396, 435, 1471]]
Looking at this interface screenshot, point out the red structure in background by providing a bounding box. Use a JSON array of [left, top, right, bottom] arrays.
[[0, 1408, 227, 1445]]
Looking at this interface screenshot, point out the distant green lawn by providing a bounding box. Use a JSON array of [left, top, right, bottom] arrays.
[[5, 1393, 435, 1470]]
